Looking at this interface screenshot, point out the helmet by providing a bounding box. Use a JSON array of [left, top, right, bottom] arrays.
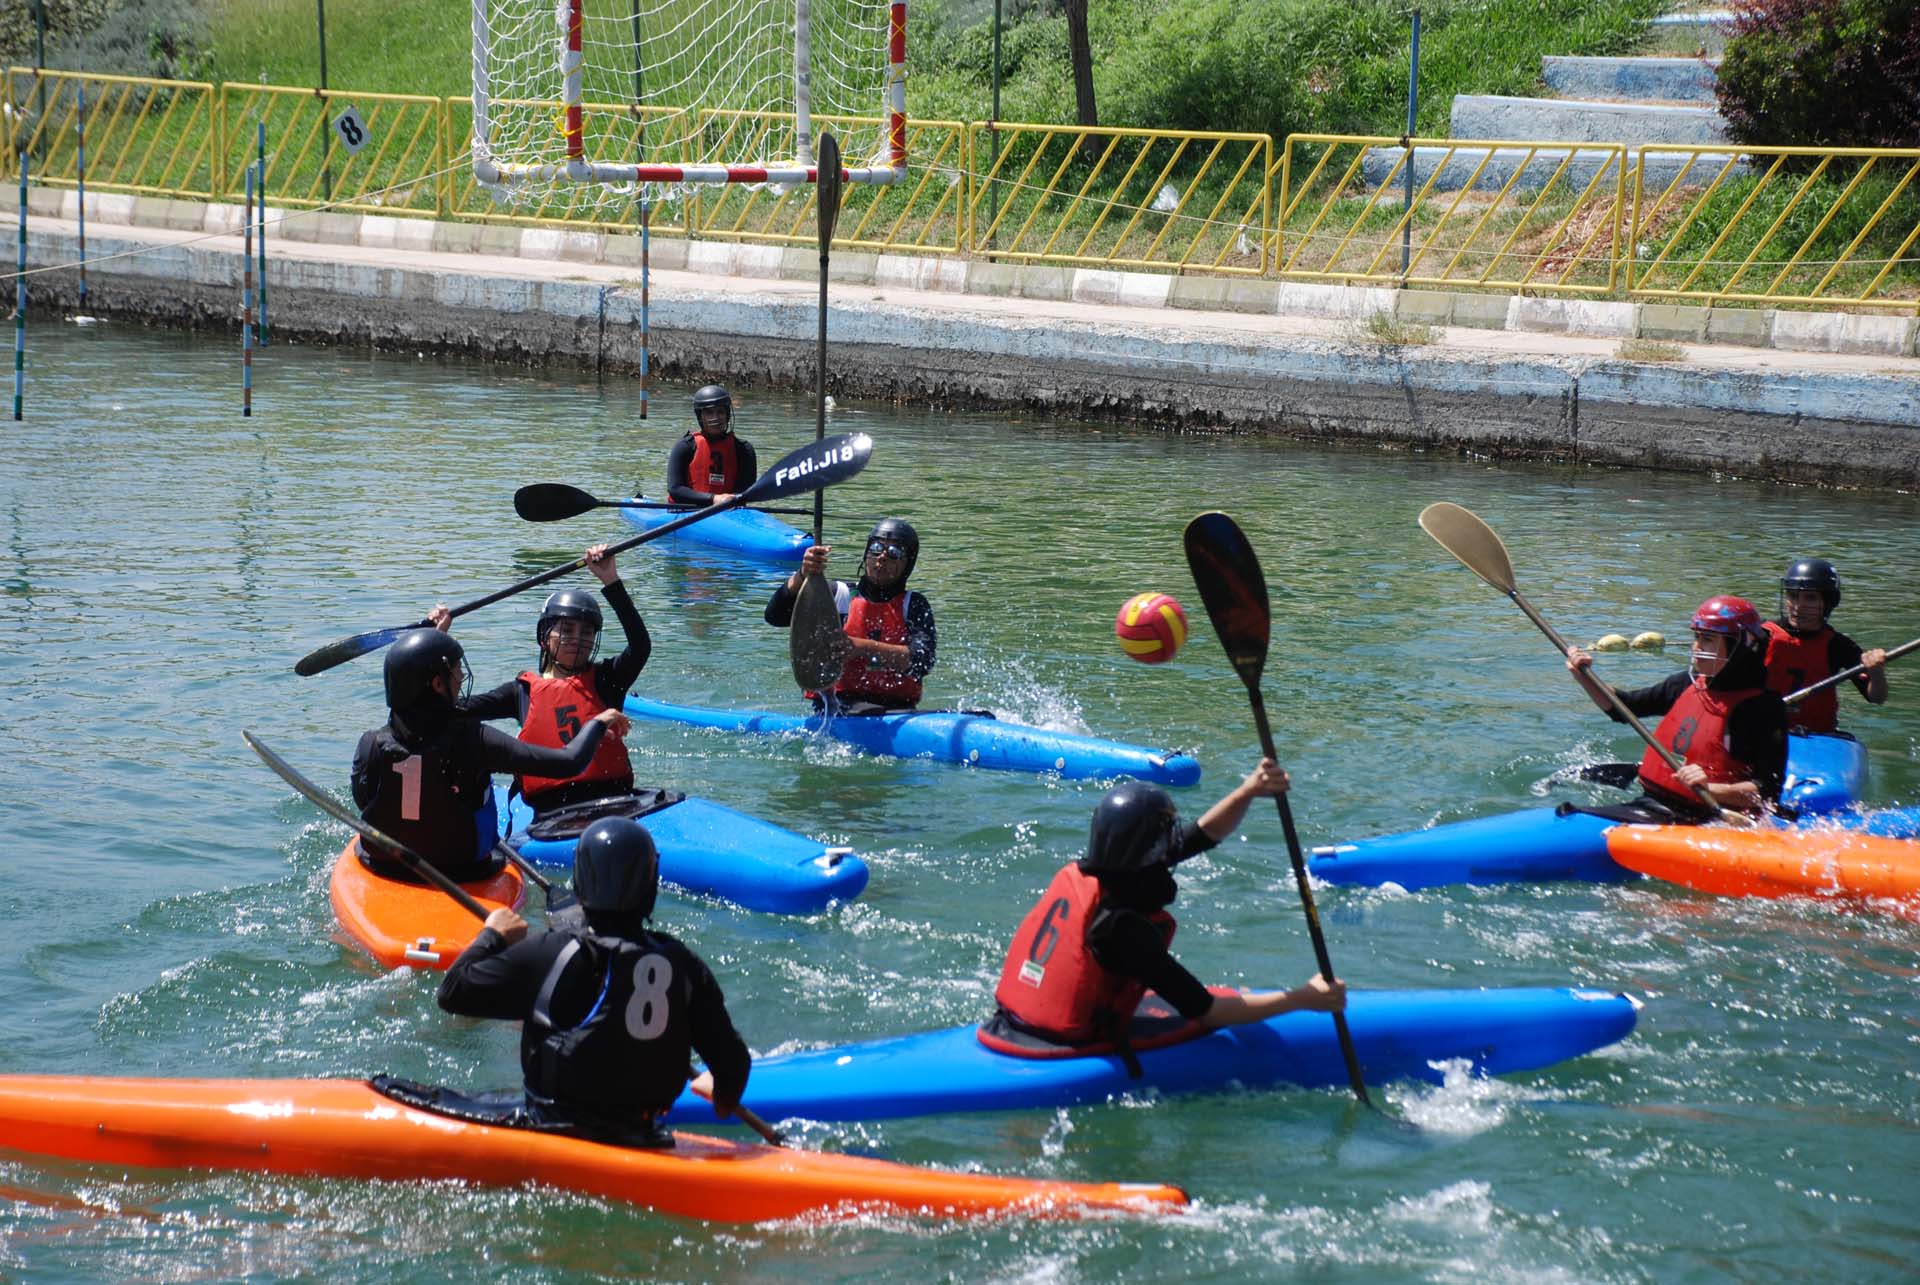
[[536, 589, 604, 649], [1080, 782, 1180, 874], [863, 516, 920, 579], [692, 384, 732, 427], [1689, 595, 1764, 648], [573, 816, 660, 920], [1781, 557, 1841, 613], [383, 628, 469, 708]]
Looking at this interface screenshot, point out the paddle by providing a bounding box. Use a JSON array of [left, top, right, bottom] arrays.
[[512, 484, 867, 525], [1551, 761, 1642, 790], [297, 433, 874, 677], [1182, 512, 1372, 1109], [1785, 635, 1919, 705], [1417, 502, 1727, 821], [242, 731, 785, 1146], [813, 130, 843, 545]]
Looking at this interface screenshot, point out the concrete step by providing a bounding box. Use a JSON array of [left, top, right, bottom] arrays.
[[1358, 144, 1747, 194], [1644, 10, 1734, 56], [1542, 55, 1719, 104], [1451, 94, 1727, 145]]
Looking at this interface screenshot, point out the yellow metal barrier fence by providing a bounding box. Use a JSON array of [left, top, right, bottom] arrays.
[[1276, 134, 1627, 295], [966, 122, 1271, 274], [221, 84, 446, 215], [4, 67, 219, 198], [1629, 145, 1920, 312]]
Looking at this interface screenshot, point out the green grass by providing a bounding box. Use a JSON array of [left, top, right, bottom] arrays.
[[209, 0, 472, 97]]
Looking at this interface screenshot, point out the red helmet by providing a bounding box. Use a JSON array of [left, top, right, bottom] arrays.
[[1689, 595, 1762, 642]]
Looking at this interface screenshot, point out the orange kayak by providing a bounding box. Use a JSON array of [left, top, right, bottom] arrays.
[[0, 1076, 1187, 1224], [1605, 824, 1920, 913], [328, 839, 524, 970]]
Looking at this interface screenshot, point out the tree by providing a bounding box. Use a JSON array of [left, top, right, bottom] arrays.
[[1063, 0, 1099, 152]]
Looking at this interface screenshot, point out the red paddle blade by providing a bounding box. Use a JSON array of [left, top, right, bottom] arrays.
[[1183, 512, 1270, 687]]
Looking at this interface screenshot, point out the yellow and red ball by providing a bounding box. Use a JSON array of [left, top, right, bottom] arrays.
[[1115, 592, 1188, 664]]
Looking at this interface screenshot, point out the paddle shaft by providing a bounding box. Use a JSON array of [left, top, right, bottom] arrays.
[[588, 498, 860, 520], [1505, 585, 1724, 818], [1785, 635, 1918, 704], [1239, 684, 1372, 1108]]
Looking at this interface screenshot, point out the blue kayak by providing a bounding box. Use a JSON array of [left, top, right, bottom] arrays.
[[1307, 733, 1911, 891], [494, 787, 868, 915], [619, 497, 812, 563], [664, 986, 1638, 1124], [622, 695, 1203, 786]]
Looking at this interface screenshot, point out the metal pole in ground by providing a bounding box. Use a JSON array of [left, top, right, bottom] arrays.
[[243, 163, 254, 418], [31, 0, 47, 161], [639, 201, 650, 419], [75, 82, 86, 314], [988, 0, 1001, 252], [1401, 8, 1421, 279], [257, 121, 268, 344], [15, 151, 27, 420], [316, 0, 333, 201]]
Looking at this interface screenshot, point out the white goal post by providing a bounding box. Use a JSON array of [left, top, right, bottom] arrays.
[[470, 0, 907, 196]]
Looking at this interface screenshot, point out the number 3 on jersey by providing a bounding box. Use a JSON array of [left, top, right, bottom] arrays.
[[625, 953, 674, 1039]]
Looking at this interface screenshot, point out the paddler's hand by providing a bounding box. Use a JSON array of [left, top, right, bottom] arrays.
[[591, 708, 631, 737], [1862, 647, 1888, 671], [800, 543, 830, 578], [483, 908, 528, 944], [1293, 973, 1345, 1013], [584, 543, 618, 586], [709, 492, 735, 508], [1239, 757, 1289, 799], [427, 604, 453, 631], [1675, 763, 1708, 790], [1566, 646, 1594, 673], [688, 1070, 735, 1117]]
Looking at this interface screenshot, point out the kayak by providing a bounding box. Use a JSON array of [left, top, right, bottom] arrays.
[[662, 986, 1638, 1124], [1307, 732, 1887, 891], [494, 787, 869, 915], [619, 497, 812, 563], [623, 694, 1204, 786], [0, 1075, 1186, 1224], [329, 839, 524, 970], [1607, 823, 1920, 914]]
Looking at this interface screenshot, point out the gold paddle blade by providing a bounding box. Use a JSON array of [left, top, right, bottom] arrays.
[[1419, 502, 1517, 595]]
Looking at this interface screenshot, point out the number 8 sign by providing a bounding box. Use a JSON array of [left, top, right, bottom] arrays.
[[332, 106, 371, 155]]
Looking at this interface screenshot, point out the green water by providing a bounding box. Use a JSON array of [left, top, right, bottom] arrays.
[[3, 326, 1918, 1281]]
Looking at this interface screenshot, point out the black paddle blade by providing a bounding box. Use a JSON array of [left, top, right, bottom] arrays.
[[515, 482, 601, 523], [1550, 761, 1641, 790], [748, 432, 873, 504], [817, 131, 844, 247], [293, 624, 415, 678], [1183, 512, 1271, 687], [791, 572, 850, 691]]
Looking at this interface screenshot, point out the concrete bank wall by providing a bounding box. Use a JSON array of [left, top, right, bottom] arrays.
[[21, 224, 1920, 491]]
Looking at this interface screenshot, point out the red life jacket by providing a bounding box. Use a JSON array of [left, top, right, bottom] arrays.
[[1637, 678, 1764, 806], [686, 432, 741, 495], [993, 863, 1175, 1044], [517, 670, 633, 801], [837, 591, 922, 704], [1763, 620, 1838, 733]]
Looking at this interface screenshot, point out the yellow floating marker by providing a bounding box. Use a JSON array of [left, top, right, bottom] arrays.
[[1593, 634, 1630, 652], [1630, 631, 1666, 650]]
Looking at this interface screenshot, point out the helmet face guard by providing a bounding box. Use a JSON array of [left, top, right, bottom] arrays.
[[692, 384, 732, 434], [1688, 595, 1763, 681], [1780, 557, 1841, 627], [384, 628, 472, 709], [537, 590, 604, 669]]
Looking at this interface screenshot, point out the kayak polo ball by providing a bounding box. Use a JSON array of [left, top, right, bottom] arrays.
[[1116, 592, 1188, 664]]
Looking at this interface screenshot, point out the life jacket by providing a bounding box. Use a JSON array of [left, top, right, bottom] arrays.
[[516, 671, 634, 803], [1763, 620, 1839, 733], [685, 431, 741, 495], [836, 590, 922, 705], [523, 932, 695, 1122], [1637, 678, 1764, 809], [358, 723, 500, 875], [992, 863, 1174, 1045]]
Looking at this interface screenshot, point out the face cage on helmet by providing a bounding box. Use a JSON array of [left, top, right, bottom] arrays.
[[538, 617, 602, 671]]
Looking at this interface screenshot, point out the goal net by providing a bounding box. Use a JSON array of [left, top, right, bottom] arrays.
[[471, 0, 906, 205]]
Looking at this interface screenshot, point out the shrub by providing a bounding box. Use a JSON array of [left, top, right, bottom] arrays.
[[1717, 0, 1920, 148]]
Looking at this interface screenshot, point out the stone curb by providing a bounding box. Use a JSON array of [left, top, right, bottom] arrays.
[[11, 187, 1918, 359]]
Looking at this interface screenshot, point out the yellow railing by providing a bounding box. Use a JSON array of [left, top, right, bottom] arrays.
[[1276, 134, 1627, 295], [967, 122, 1271, 274], [1629, 145, 1920, 311], [6, 65, 1919, 311]]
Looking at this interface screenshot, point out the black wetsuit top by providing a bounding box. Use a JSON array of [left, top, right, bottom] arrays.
[[438, 923, 750, 1127], [662, 433, 758, 506], [1082, 819, 1221, 1021], [1606, 669, 1789, 804]]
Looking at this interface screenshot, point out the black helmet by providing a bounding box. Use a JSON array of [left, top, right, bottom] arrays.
[[383, 628, 469, 709], [863, 516, 920, 579], [537, 589, 604, 649], [1080, 782, 1180, 874], [573, 816, 660, 920], [1781, 557, 1841, 613], [692, 384, 732, 427]]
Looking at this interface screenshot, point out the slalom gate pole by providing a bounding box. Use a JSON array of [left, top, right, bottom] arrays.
[[12, 149, 24, 421], [257, 121, 268, 345], [242, 162, 254, 418]]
